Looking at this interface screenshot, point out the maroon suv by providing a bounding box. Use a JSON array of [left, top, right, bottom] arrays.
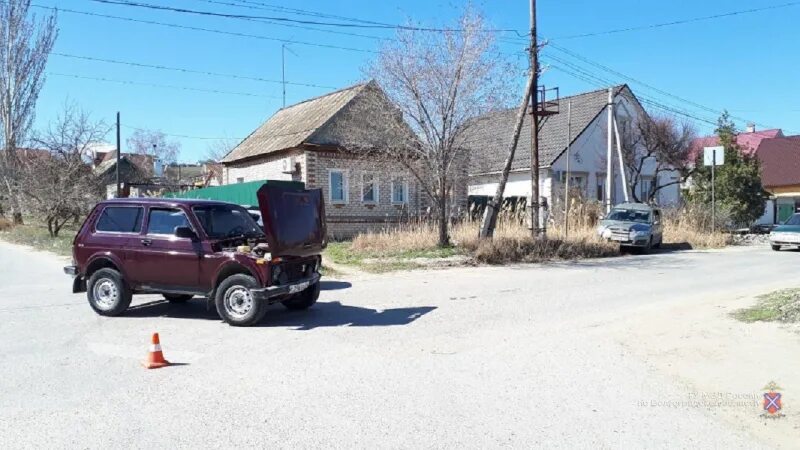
[[64, 183, 326, 326]]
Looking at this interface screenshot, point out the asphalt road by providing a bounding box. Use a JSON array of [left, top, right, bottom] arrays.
[[0, 241, 795, 448]]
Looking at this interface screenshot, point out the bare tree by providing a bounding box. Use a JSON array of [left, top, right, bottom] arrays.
[[620, 114, 696, 204], [363, 7, 517, 247], [205, 137, 238, 162], [21, 102, 108, 237], [0, 0, 57, 224], [126, 128, 181, 164]]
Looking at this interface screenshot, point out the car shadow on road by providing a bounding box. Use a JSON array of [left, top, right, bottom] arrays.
[[320, 280, 352, 291], [124, 298, 435, 331], [257, 301, 436, 330]]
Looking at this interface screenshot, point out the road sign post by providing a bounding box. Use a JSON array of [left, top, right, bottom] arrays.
[[703, 146, 725, 232]]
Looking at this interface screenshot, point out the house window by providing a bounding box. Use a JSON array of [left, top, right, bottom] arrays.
[[236, 177, 244, 184], [596, 174, 605, 202], [567, 174, 587, 195], [639, 177, 654, 202], [361, 173, 378, 203], [329, 169, 348, 204], [391, 177, 408, 204]]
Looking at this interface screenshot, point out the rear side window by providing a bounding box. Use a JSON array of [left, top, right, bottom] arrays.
[[147, 208, 191, 235], [95, 206, 143, 233]]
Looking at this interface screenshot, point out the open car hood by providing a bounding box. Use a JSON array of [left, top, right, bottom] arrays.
[[256, 182, 327, 257]]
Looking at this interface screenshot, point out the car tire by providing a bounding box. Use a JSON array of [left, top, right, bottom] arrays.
[[653, 237, 662, 249], [215, 274, 267, 326], [87, 268, 132, 316], [771, 245, 781, 251], [163, 294, 193, 303], [281, 281, 320, 311]]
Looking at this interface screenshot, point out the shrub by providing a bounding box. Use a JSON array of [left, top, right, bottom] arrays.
[[0, 217, 12, 232]]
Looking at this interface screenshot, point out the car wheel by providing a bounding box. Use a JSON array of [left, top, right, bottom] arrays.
[[281, 281, 320, 311], [87, 268, 132, 316], [771, 245, 781, 251], [163, 294, 193, 303], [214, 274, 267, 326]]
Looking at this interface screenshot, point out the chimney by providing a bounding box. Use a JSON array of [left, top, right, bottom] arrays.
[[746, 123, 756, 133]]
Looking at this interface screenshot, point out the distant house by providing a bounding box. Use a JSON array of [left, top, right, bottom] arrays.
[[221, 81, 422, 237], [689, 127, 800, 225], [463, 85, 681, 215], [164, 162, 224, 188]]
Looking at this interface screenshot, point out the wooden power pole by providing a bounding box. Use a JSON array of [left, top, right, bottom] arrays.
[[529, 0, 541, 238]]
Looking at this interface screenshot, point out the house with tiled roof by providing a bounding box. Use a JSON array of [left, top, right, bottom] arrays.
[[222, 81, 422, 237], [463, 85, 681, 211], [755, 137, 800, 224], [689, 127, 800, 225]]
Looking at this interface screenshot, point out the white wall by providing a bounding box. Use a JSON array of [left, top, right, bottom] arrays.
[[468, 170, 552, 201], [223, 150, 305, 185]]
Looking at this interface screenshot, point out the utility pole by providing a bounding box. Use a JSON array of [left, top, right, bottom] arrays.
[[711, 147, 716, 233], [564, 100, 572, 239], [115, 112, 121, 198], [529, 0, 541, 238], [605, 88, 613, 214]]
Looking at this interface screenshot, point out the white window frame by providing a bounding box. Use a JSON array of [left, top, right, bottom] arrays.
[[328, 169, 349, 204], [360, 172, 378, 204], [391, 177, 408, 205]]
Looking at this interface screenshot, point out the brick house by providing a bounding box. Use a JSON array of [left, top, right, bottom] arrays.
[[221, 81, 423, 238]]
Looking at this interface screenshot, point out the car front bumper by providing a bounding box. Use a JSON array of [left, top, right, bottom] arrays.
[[250, 272, 321, 303], [770, 233, 800, 246]]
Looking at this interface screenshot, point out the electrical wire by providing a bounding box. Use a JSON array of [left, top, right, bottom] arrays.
[[48, 72, 280, 98], [52, 52, 337, 89], [88, 0, 527, 34]]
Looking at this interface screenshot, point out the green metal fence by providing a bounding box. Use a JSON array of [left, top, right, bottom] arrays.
[[162, 180, 305, 206]]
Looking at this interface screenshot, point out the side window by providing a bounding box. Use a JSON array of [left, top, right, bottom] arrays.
[[147, 208, 191, 235], [653, 210, 661, 224], [95, 206, 143, 233]]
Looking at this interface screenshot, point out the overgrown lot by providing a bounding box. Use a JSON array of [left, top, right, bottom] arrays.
[[733, 289, 800, 324], [0, 219, 75, 256]]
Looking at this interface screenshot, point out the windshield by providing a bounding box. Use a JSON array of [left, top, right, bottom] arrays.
[[605, 208, 651, 223], [784, 213, 800, 226], [192, 204, 264, 239]]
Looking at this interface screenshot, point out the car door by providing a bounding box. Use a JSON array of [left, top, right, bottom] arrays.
[[129, 206, 202, 292]]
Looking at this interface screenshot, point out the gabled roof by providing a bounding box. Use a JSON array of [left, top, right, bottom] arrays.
[[223, 82, 373, 163], [756, 137, 800, 188], [461, 85, 631, 174], [688, 129, 783, 161]]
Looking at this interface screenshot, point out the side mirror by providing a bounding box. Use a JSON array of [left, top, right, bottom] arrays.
[[174, 226, 197, 240]]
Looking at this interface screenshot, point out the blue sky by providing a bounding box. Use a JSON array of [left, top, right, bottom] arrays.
[[34, 0, 800, 162]]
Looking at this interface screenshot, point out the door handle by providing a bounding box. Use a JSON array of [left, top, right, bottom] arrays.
[[141, 239, 152, 246]]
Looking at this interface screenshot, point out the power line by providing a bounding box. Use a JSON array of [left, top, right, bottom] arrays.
[[552, 2, 800, 40], [219, 0, 393, 26], [52, 52, 337, 89], [194, 0, 390, 41], [121, 124, 243, 141], [48, 72, 280, 98], [545, 43, 786, 131], [29, 3, 378, 54], [88, 0, 526, 34]]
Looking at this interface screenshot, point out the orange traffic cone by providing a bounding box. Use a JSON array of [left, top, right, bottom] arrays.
[[142, 333, 170, 369]]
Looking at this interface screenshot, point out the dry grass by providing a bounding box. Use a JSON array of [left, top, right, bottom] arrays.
[[662, 209, 733, 249], [347, 217, 617, 267], [0, 217, 12, 232], [344, 203, 733, 271]]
